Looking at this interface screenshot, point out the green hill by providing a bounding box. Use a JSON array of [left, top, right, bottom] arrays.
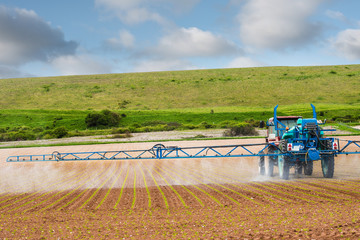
[[0, 65, 360, 141], [1, 65, 360, 110]]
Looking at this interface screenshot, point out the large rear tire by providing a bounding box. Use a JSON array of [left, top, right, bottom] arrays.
[[321, 155, 335, 178], [304, 161, 313, 175]]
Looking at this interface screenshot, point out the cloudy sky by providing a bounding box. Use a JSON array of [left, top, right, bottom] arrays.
[[0, 0, 360, 78]]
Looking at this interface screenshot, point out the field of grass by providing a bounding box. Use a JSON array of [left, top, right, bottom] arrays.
[[0, 65, 359, 140], [1, 65, 360, 110]]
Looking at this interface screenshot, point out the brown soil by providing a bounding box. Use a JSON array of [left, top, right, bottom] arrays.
[[1, 137, 360, 239]]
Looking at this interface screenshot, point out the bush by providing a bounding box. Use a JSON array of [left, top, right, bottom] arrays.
[[85, 110, 121, 128], [32, 127, 44, 133], [245, 119, 261, 128], [0, 131, 36, 141], [199, 121, 214, 129], [223, 124, 258, 137], [0, 125, 70, 141], [52, 126, 68, 138]]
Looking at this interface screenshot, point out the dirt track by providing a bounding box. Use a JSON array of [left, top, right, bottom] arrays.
[[0, 137, 360, 239]]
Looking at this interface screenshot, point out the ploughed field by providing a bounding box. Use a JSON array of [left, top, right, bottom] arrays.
[[1, 138, 360, 239]]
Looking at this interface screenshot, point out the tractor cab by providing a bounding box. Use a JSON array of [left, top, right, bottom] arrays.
[[265, 116, 302, 145], [266, 116, 301, 144], [266, 106, 302, 145]]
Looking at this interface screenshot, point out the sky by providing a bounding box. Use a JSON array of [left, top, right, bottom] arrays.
[[0, 0, 360, 79]]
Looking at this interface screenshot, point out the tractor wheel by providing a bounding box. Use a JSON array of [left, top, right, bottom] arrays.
[[321, 155, 335, 178], [278, 140, 290, 179], [295, 163, 303, 175], [304, 161, 313, 175], [259, 155, 265, 175], [278, 155, 290, 180], [321, 139, 335, 178], [267, 147, 276, 177]]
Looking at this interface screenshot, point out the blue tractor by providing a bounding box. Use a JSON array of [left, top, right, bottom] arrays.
[[259, 104, 338, 179]]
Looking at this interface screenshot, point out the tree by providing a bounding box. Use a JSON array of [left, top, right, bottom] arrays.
[[85, 110, 121, 128], [52, 126, 68, 138]]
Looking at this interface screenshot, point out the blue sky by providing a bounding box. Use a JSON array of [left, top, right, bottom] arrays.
[[0, 0, 360, 78]]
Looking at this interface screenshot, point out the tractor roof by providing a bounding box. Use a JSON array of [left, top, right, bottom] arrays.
[[269, 116, 302, 121], [277, 116, 302, 120]]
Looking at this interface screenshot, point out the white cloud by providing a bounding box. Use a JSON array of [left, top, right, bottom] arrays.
[[51, 55, 112, 75], [133, 59, 196, 72], [331, 29, 360, 60], [132, 27, 241, 73], [227, 57, 264, 68], [95, 0, 201, 25], [0, 6, 77, 65], [237, 0, 324, 50], [105, 30, 135, 50], [326, 10, 347, 22], [154, 27, 239, 58], [95, 0, 166, 25]]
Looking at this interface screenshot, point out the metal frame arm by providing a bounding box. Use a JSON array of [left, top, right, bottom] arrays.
[[337, 139, 360, 155], [6, 143, 284, 162]]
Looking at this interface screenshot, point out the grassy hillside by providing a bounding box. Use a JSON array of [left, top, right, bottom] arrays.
[[1, 65, 359, 110], [0, 65, 360, 141]]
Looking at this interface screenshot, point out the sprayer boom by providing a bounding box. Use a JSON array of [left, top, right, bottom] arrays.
[[6, 140, 360, 163], [6, 143, 276, 162]]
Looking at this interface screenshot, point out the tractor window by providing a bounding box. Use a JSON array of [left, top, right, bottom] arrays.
[[278, 119, 298, 129]]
